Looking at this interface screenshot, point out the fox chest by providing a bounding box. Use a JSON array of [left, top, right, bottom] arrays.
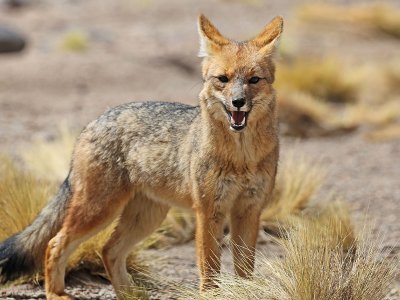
[[200, 171, 268, 204]]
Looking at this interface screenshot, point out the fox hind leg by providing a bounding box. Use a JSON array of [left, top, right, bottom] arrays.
[[45, 191, 131, 300], [102, 193, 170, 299]]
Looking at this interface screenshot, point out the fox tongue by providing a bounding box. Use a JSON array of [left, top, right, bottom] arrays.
[[231, 111, 245, 125]]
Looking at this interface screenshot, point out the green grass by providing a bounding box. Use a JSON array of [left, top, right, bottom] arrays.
[[59, 30, 89, 52]]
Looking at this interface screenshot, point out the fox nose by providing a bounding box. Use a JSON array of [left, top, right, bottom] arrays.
[[232, 98, 245, 108]]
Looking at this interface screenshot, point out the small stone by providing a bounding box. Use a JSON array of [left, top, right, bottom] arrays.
[[3, 0, 33, 8], [0, 26, 26, 53]]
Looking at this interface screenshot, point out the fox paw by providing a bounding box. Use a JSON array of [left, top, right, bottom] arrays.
[[47, 292, 75, 300]]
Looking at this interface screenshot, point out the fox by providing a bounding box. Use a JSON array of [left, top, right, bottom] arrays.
[[0, 15, 283, 299]]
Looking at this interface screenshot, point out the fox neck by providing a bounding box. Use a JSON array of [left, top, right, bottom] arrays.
[[198, 97, 278, 169]]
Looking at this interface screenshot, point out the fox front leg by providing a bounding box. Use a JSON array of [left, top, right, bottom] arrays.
[[194, 205, 226, 290], [230, 201, 262, 278], [229, 178, 269, 278]]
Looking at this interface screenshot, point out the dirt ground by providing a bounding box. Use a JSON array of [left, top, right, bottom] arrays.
[[0, 0, 399, 299]]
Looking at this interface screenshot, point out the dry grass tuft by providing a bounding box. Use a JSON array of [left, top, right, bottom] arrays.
[[275, 58, 365, 138], [276, 58, 360, 104], [144, 208, 195, 249], [0, 156, 55, 283], [364, 123, 400, 142], [298, 3, 400, 38], [22, 126, 76, 182], [384, 62, 400, 95], [0, 156, 55, 240], [261, 151, 325, 234], [278, 92, 357, 137], [180, 203, 396, 300], [340, 100, 400, 129], [275, 57, 400, 139]]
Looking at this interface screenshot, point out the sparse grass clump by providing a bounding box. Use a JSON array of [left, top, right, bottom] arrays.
[[340, 100, 400, 129], [278, 92, 357, 137], [384, 62, 400, 95], [276, 58, 360, 104], [275, 58, 364, 137], [180, 203, 396, 300], [144, 208, 195, 249], [261, 151, 325, 233], [0, 156, 55, 240], [274, 4, 400, 139], [265, 203, 395, 300], [22, 126, 76, 182], [59, 30, 89, 52], [364, 123, 400, 142], [276, 58, 400, 138], [298, 3, 400, 38]]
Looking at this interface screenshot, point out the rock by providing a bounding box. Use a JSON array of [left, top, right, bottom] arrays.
[[0, 26, 26, 53], [3, 0, 33, 9]]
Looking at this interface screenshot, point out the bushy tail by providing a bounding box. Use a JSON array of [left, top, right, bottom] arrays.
[[0, 175, 72, 283]]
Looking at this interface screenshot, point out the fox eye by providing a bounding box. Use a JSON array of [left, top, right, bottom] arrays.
[[249, 76, 260, 84], [217, 75, 229, 83]]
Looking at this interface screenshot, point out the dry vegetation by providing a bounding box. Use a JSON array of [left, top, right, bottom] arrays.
[[0, 156, 56, 242], [22, 126, 76, 182], [298, 3, 400, 38], [365, 124, 400, 142], [59, 30, 89, 52], [275, 57, 400, 139], [276, 58, 360, 104], [273, 3, 400, 140], [275, 58, 360, 137], [178, 203, 396, 300], [261, 151, 325, 234]]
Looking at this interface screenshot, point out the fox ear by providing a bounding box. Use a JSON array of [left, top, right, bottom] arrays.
[[252, 16, 284, 58], [198, 14, 230, 57]]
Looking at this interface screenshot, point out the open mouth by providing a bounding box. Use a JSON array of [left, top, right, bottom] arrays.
[[226, 110, 248, 131]]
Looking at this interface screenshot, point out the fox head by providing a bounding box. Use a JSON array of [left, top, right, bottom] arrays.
[[198, 15, 283, 132]]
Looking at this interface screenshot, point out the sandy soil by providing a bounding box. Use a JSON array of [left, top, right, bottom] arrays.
[[0, 0, 399, 299]]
